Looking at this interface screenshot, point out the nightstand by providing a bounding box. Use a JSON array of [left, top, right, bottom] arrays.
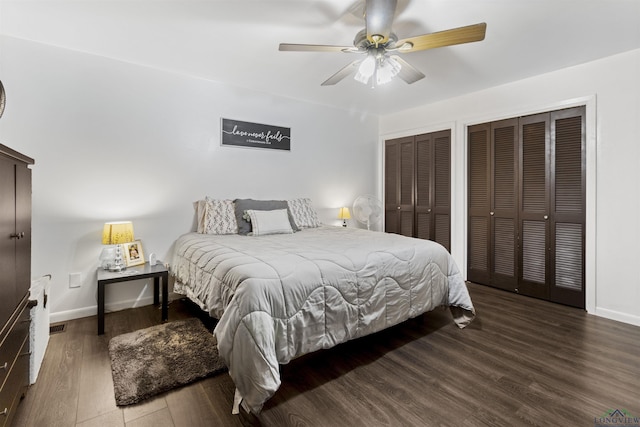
[[97, 262, 169, 335]]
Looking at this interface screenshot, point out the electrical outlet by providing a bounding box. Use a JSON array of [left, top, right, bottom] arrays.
[[69, 272, 82, 288]]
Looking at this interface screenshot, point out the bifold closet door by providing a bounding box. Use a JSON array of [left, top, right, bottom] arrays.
[[517, 113, 550, 299], [468, 106, 585, 309], [467, 120, 518, 290], [385, 136, 414, 236], [385, 131, 451, 250], [549, 107, 585, 308], [517, 109, 585, 307], [415, 131, 451, 251], [467, 124, 491, 284], [490, 119, 519, 291]]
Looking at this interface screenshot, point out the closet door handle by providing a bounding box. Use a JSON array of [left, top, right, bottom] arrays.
[[427, 209, 432, 213], [490, 212, 494, 216], [543, 215, 549, 220], [397, 206, 401, 210]]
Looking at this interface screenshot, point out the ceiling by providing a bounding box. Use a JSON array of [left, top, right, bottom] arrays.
[[1, 0, 639, 116]]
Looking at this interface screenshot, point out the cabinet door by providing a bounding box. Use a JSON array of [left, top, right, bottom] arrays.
[[490, 119, 518, 290], [0, 157, 16, 328], [467, 124, 491, 284], [518, 113, 550, 299], [15, 163, 31, 301]]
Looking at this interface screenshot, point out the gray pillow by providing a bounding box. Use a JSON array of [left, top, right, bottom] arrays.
[[234, 199, 300, 235]]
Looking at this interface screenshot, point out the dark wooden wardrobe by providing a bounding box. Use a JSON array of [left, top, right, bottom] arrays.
[[385, 129, 451, 251], [467, 106, 585, 308], [0, 144, 33, 425]]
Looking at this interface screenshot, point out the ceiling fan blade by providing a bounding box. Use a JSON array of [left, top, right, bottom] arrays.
[[391, 55, 425, 84], [321, 60, 361, 86], [365, 0, 397, 44], [396, 22, 487, 53], [279, 43, 354, 53]]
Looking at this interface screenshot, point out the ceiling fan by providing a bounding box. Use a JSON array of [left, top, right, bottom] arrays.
[[279, 0, 486, 87]]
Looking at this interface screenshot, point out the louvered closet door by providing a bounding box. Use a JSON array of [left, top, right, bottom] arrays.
[[415, 134, 433, 240], [385, 137, 415, 236], [385, 140, 400, 233], [433, 131, 451, 251], [490, 119, 518, 290], [415, 130, 451, 250], [518, 113, 550, 299], [549, 107, 585, 308], [467, 124, 491, 284]]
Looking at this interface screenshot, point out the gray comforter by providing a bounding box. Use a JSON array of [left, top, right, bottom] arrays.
[[172, 226, 475, 413]]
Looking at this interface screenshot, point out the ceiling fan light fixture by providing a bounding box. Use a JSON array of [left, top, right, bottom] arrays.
[[376, 56, 402, 85], [354, 54, 376, 84]]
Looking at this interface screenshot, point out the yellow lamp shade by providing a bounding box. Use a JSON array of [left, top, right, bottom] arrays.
[[338, 207, 351, 220], [102, 221, 135, 245]]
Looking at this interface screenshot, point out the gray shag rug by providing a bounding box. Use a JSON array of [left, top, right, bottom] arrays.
[[108, 318, 227, 406]]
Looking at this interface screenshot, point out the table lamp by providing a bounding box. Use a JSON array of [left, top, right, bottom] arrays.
[[338, 207, 351, 227], [101, 221, 135, 271]]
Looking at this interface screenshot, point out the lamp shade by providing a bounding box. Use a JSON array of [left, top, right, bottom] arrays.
[[338, 207, 351, 220], [102, 221, 135, 245]]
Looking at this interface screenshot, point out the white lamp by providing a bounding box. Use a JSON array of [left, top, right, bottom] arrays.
[[338, 207, 351, 227], [101, 221, 135, 271]]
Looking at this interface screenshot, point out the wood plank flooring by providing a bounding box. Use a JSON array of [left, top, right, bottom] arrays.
[[13, 283, 640, 426]]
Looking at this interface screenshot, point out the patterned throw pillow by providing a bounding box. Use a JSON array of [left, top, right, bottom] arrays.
[[193, 200, 207, 233], [287, 198, 321, 228], [204, 198, 238, 235]]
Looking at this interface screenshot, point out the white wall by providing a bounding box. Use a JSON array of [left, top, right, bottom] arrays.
[[380, 48, 640, 327], [0, 36, 380, 322]]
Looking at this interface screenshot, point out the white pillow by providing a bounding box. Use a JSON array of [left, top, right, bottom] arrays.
[[287, 198, 321, 228], [204, 198, 238, 235], [246, 209, 293, 236]]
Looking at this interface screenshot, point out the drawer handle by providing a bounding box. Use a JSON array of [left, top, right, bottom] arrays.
[[0, 408, 6, 416], [0, 362, 7, 370]]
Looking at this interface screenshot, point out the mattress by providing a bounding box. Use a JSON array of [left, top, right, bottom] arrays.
[[171, 226, 475, 413]]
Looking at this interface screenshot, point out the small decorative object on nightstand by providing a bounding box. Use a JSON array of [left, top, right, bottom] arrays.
[[101, 221, 135, 271], [338, 207, 351, 227]]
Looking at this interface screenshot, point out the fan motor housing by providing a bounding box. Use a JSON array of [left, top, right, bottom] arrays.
[[354, 29, 398, 50]]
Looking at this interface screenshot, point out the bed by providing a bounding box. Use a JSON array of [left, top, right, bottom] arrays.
[[171, 199, 475, 414]]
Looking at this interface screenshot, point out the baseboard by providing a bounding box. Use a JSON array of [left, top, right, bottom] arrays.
[[49, 296, 156, 324], [594, 307, 640, 328]]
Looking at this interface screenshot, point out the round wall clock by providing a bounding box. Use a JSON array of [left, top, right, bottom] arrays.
[[0, 80, 5, 119]]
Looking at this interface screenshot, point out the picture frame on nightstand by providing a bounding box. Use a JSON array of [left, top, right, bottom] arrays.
[[122, 240, 145, 267]]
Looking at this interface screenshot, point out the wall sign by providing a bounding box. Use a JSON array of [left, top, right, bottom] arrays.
[[221, 118, 291, 151]]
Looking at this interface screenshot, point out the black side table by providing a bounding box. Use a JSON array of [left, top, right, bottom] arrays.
[[97, 262, 169, 335]]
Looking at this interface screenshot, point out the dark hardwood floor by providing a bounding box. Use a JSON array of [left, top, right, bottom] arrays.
[[13, 283, 640, 426]]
